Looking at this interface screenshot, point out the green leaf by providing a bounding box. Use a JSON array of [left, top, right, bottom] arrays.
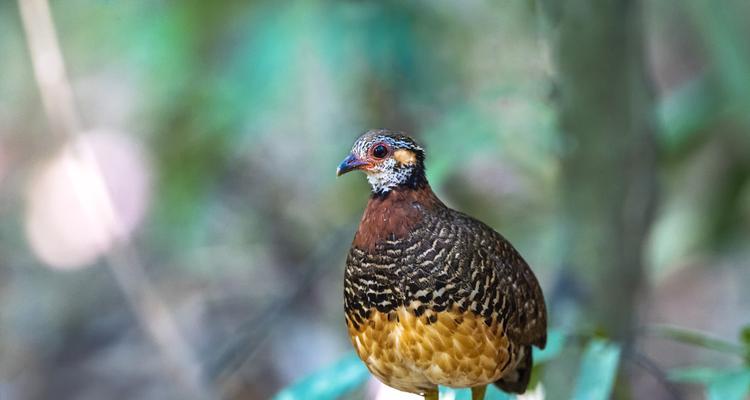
[[273, 352, 369, 400], [740, 325, 750, 348], [706, 370, 750, 400], [647, 324, 746, 356], [670, 367, 750, 400], [656, 75, 722, 151], [571, 339, 621, 400], [439, 387, 472, 400], [669, 367, 723, 384], [534, 329, 566, 364], [484, 385, 514, 400], [439, 386, 513, 400]]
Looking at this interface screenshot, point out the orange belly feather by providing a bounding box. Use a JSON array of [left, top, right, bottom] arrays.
[[346, 305, 514, 394]]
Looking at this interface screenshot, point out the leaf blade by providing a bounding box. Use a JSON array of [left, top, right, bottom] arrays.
[[572, 339, 621, 400], [273, 352, 369, 400]]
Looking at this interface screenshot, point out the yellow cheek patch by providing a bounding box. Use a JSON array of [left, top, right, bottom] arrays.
[[393, 149, 417, 166]]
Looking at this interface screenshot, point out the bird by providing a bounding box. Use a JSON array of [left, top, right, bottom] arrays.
[[336, 129, 547, 400]]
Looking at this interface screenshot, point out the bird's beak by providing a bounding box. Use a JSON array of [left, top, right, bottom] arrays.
[[337, 153, 368, 176]]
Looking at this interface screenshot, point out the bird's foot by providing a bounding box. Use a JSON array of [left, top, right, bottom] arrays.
[[471, 385, 487, 400], [423, 390, 438, 400]]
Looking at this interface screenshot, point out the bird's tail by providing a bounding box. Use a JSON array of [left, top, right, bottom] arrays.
[[494, 345, 533, 394]]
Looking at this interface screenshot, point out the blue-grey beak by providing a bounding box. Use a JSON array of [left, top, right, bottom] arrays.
[[337, 153, 368, 176]]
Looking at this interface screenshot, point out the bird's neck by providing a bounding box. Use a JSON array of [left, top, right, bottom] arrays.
[[352, 184, 444, 251]]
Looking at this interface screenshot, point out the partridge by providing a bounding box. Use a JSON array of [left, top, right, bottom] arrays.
[[337, 129, 547, 400]]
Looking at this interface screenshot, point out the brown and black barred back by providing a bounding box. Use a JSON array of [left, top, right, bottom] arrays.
[[343, 186, 546, 395]]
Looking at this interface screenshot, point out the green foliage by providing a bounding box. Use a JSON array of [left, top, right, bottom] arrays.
[[657, 76, 722, 153], [648, 324, 747, 358], [273, 353, 369, 400], [740, 325, 750, 350], [683, 0, 750, 115], [670, 368, 750, 400], [439, 385, 512, 400], [654, 324, 750, 399], [534, 329, 566, 364], [571, 339, 622, 400]]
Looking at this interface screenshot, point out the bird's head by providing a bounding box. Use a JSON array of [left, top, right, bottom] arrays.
[[337, 129, 427, 195]]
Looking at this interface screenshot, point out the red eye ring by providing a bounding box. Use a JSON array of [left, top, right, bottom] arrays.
[[371, 143, 388, 159]]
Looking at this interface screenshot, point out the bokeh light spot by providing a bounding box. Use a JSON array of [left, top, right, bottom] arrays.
[[25, 130, 151, 270]]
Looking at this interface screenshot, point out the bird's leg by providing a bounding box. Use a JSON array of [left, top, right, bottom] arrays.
[[471, 385, 487, 400], [423, 390, 439, 400]]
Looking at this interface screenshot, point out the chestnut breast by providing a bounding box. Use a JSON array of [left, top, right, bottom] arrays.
[[352, 186, 444, 251]]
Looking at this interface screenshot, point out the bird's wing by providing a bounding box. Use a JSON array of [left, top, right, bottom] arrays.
[[447, 210, 548, 349]]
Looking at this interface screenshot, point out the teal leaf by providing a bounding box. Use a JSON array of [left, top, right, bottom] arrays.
[[706, 370, 750, 400], [656, 75, 721, 151], [670, 367, 750, 400], [571, 339, 621, 400], [273, 352, 369, 400], [439, 385, 513, 400], [485, 385, 514, 400], [439, 387, 472, 400], [533, 329, 566, 364]]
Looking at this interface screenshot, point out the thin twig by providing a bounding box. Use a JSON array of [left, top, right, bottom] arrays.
[[642, 324, 746, 358], [621, 346, 685, 400], [17, 0, 210, 398]]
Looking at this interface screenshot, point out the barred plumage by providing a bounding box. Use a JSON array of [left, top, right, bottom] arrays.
[[338, 130, 547, 400]]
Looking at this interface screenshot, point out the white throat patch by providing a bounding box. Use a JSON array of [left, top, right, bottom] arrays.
[[365, 158, 414, 194]]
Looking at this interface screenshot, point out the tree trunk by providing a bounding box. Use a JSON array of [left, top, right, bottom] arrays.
[[543, 0, 659, 341]]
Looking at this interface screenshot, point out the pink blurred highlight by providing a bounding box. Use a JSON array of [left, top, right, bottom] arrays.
[[25, 130, 152, 270]]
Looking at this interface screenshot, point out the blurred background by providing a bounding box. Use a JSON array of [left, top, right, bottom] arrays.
[[1, 0, 749, 399]]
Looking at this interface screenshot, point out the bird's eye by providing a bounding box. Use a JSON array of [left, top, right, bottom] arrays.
[[372, 144, 388, 159]]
